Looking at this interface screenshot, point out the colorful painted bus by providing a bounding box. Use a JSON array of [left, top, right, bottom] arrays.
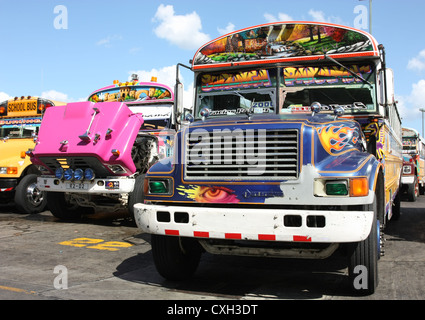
[[401, 127, 425, 200], [134, 22, 403, 294], [0, 96, 65, 213], [31, 76, 176, 220]]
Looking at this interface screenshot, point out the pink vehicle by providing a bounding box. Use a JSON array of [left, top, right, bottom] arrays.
[[30, 75, 176, 220]]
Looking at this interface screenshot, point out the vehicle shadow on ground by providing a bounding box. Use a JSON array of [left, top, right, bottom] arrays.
[[385, 206, 425, 244], [114, 234, 357, 300], [0, 203, 137, 227]]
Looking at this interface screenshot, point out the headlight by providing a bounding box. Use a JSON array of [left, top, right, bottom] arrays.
[[0, 167, 18, 175], [55, 167, 64, 179], [64, 168, 74, 181], [148, 178, 173, 195], [74, 168, 84, 181], [84, 168, 95, 181], [403, 165, 412, 174], [314, 177, 369, 197]]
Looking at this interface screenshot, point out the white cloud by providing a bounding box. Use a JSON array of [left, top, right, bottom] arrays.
[[397, 79, 425, 122], [264, 10, 343, 24], [217, 23, 235, 35], [129, 47, 141, 55], [129, 65, 177, 89], [407, 49, 425, 71], [129, 65, 194, 110], [409, 79, 425, 106], [308, 9, 343, 25], [152, 4, 210, 50], [264, 12, 294, 23], [41, 90, 70, 102], [0, 92, 12, 102], [96, 35, 123, 47]]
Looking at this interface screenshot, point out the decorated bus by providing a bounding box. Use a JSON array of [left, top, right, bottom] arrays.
[[0, 96, 65, 213], [134, 22, 403, 294], [30, 76, 176, 220], [401, 127, 425, 200]]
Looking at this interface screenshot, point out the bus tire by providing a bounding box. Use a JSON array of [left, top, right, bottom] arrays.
[[391, 190, 401, 221], [347, 181, 382, 295], [46, 192, 92, 220], [14, 174, 47, 214], [128, 174, 145, 221], [407, 177, 418, 202], [151, 234, 202, 280]]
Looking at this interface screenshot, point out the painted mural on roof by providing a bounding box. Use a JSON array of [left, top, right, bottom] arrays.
[[193, 23, 375, 67], [88, 84, 172, 103]]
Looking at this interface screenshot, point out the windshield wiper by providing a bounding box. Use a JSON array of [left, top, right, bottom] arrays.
[[232, 91, 254, 119], [324, 53, 373, 87]]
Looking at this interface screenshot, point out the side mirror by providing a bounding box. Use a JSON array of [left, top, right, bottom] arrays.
[[173, 82, 184, 127], [175, 82, 184, 113], [378, 68, 395, 107]]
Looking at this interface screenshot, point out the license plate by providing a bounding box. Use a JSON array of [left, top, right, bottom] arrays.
[[66, 183, 88, 190], [105, 181, 119, 190]]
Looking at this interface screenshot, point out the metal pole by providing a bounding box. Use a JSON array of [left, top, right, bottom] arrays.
[[369, 0, 372, 35]]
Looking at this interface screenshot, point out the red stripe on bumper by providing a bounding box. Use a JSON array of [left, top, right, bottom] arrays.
[[293, 235, 311, 242], [165, 229, 179, 236], [225, 233, 242, 240], [258, 234, 276, 241], [194, 231, 209, 238]]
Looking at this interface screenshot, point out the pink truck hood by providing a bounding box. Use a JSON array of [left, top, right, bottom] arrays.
[[31, 101, 143, 176]]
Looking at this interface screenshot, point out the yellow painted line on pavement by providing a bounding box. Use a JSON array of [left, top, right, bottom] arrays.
[[0, 285, 36, 295]]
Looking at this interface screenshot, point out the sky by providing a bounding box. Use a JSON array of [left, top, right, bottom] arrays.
[[1, 0, 425, 135]]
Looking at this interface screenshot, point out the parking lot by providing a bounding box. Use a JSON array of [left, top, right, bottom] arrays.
[[0, 196, 424, 302]]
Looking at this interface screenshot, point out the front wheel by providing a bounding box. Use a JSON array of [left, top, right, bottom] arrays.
[[407, 177, 419, 202], [14, 174, 47, 214], [46, 192, 93, 220], [347, 178, 383, 295], [128, 174, 145, 221], [151, 235, 203, 280], [347, 212, 379, 295]]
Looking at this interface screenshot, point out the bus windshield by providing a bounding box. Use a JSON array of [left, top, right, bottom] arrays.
[[403, 137, 418, 153], [195, 64, 376, 119], [0, 124, 39, 139], [88, 84, 174, 130]]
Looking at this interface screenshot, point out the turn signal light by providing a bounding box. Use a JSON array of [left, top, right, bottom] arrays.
[[7, 167, 18, 174], [349, 177, 369, 197]]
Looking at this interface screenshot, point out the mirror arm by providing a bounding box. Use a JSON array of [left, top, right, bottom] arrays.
[[174, 63, 192, 128]]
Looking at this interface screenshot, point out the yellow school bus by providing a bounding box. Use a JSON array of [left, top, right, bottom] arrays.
[[0, 96, 65, 213]]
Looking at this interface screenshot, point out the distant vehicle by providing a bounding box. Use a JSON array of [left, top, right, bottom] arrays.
[[0, 96, 65, 213], [401, 127, 425, 201], [30, 76, 176, 220]]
